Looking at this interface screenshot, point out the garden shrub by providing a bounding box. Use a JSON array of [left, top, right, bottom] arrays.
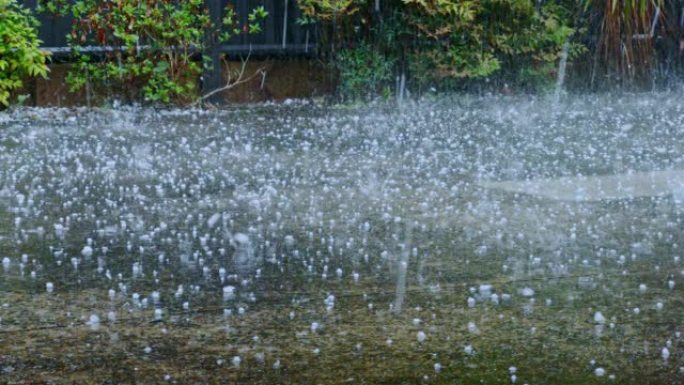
[[298, 0, 581, 96], [0, 0, 49, 107], [39, 0, 267, 105], [335, 42, 396, 100]]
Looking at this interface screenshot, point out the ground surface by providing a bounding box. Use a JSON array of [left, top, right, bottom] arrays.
[[1, 95, 684, 384]]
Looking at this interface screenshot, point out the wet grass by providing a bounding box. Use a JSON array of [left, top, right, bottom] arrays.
[[2, 102, 684, 384], [1, 188, 683, 383], [1, 228, 683, 384]]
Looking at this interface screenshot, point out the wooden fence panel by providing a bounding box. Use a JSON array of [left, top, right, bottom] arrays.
[[18, 0, 317, 56]]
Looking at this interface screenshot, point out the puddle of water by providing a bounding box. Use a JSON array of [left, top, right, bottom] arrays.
[[480, 169, 684, 201]]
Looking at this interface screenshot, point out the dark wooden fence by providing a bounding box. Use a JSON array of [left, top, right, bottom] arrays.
[[19, 0, 318, 98], [20, 0, 317, 55]]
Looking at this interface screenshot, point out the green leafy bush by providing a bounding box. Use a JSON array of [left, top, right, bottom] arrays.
[[336, 43, 396, 100], [403, 0, 579, 90], [39, 0, 267, 105], [0, 0, 49, 107], [299, 0, 580, 95]]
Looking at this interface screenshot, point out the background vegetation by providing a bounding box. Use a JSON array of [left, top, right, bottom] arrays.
[[2, 0, 684, 104], [299, 0, 683, 100], [0, 0, 48, 107], [37, 0, 267, 105]]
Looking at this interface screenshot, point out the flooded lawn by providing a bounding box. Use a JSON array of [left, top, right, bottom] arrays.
[[1, 94, 684, 384]]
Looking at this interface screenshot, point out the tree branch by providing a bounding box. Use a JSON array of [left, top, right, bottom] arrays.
[[195, 48, 264, 106]]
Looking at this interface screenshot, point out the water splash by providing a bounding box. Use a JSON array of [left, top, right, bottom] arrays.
[[554, 41, 570, 106]]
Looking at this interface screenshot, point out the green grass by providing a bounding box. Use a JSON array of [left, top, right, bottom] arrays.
[[0, 237, 682, 384]]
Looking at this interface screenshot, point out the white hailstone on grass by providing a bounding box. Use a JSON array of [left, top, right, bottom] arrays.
[[412, 318, 421, 326], [464, 344, 474, 355], [273, 359, 281, 369], [353, 272, 360, 282], [46, 282, 54, 293], [151, 291, 160, 304], [108, 289, 116, 300], [132, 262, 142, 277], [668, 280, 675, 290], [479, 284, 493, 298], [656, 302, 664, 311], [311, 322, 320, 333], [232, 356, 241, 367], [510, 374, 517, 383], [416, 331, 427, 343], [324, 294, 335, 310], [87, 314, 100, 330], [467, 297, 476, 308], [633, 307, 641, 315], [509, 367, 517, 374], [491, 294, 500, 305], [520, 287, 535, 297], [255, 352, 265, 364], [594, 311, 606, 324], [223, 285, 236, 301], [386, 338, 393, 346], [154, 308, 163, 320], [81, 245, 93, 258], [434, 363, 442, 373], [336, 268, 343, 278], [467, 322, 478, 333], [143, 346, 152, 354], [107, 311, 117, 322], [595, 367, 606, 377], [207, 213, 221, 229], [662, 347, 671, 361], [639, 283, 647, 293], [2, 257, 10, 271], [182, 302, 190, 310]]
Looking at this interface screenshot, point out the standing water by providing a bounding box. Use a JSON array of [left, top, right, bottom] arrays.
[[1, 95, 684, 384]]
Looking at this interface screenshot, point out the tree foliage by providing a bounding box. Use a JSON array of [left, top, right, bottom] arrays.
[[0, 0, 49, 107], [299, 0, 580, 98], [39, 0, 267, 105]]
